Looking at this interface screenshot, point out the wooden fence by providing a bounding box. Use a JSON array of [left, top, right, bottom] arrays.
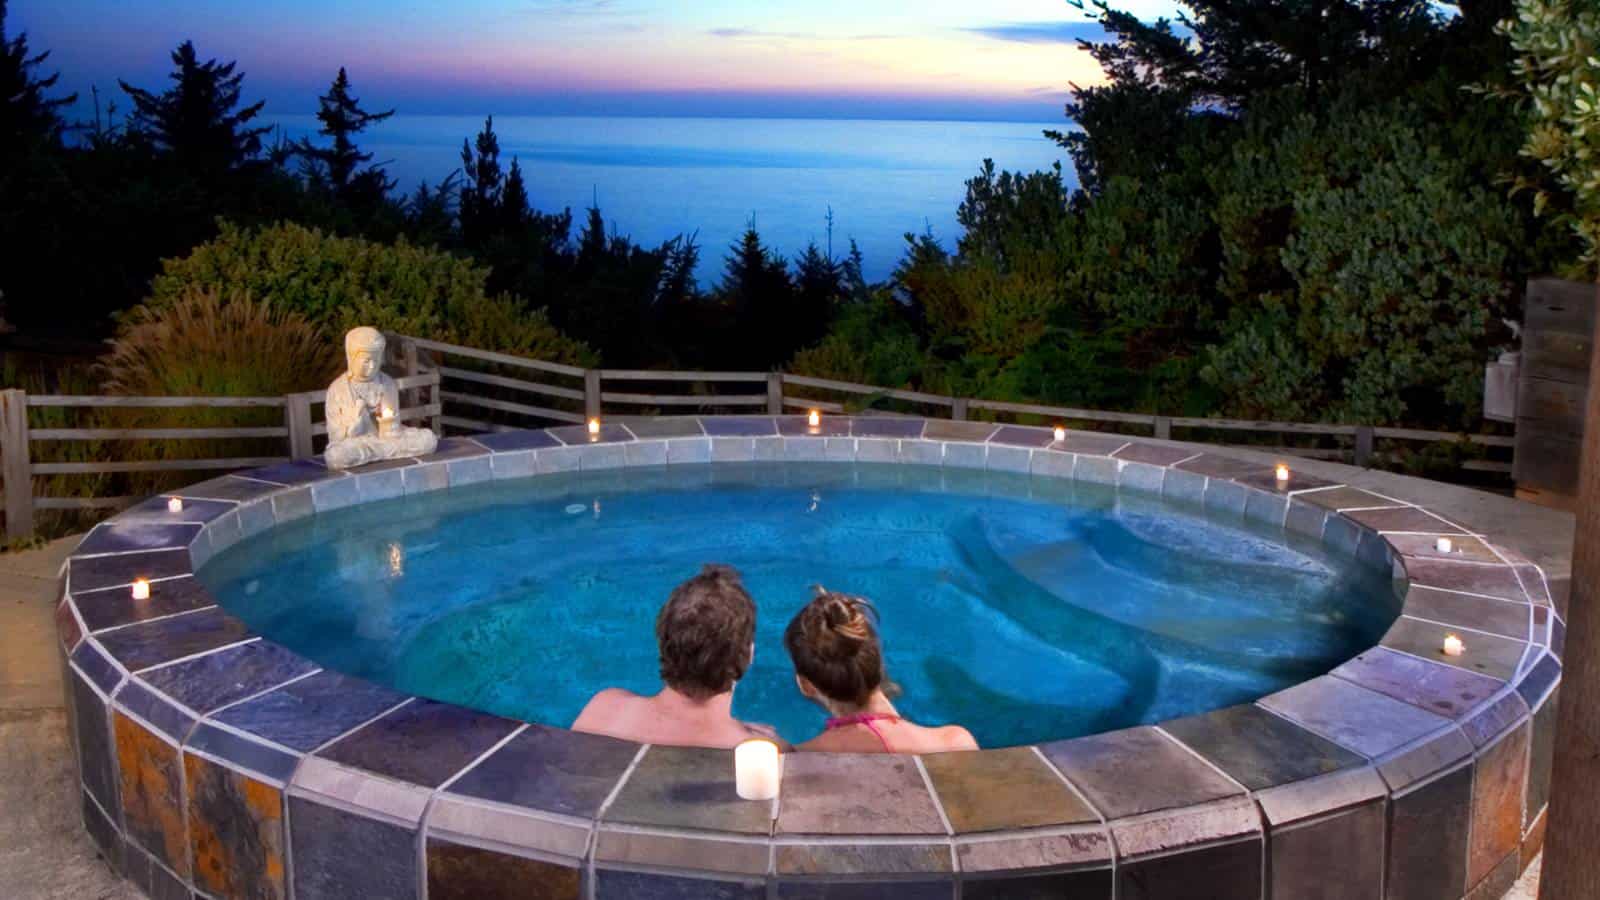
[[0, 333, 1514, 540]]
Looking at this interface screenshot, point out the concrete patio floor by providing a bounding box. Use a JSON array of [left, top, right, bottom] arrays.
[[0, 535, 1545, 900]]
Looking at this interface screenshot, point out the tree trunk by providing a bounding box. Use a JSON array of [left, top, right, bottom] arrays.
[[1541, 283, 1600, 899]]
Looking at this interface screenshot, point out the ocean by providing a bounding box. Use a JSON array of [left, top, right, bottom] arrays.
[[264, 115, 1074, 283]]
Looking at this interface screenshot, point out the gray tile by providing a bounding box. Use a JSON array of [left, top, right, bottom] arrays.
[[1040, 727, 1241, 818], [1258, 676, 1452, 759]]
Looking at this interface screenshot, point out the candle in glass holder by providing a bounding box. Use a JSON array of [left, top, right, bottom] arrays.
[[1275, 464, 1291, 483], [166, 497, 184, 513], [378, 406, 397, 437], [1053, 425, 1066, 442], [587, 417, 601, 437], [1436, 537, 1454, 554], [1443, 634, 1466, 657], [807, 409, 821, 428], [131, 579, 150, 601], [734, 738, 780, 801]]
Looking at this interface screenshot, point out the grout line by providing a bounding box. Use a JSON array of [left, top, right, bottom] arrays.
[[1152, 725, 1254, 796], [131, 636, 261, 674], [89, 603, 220, 636], [305, 696, 415, 757], [911, 756, 955, 837], [1397, 613, 1527, 642]]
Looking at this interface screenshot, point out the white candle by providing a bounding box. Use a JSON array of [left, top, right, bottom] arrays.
[[734, 738, 780, 801], [1436, 537, 1454, 554], [378, 406, 396, 437], [131, 579, 150, 601], [807, 409, 821, 428], [166, 497, 184, 513], [1443, 634, 1466, 657], [1275, 464, 1290, 483], [587, 418, 601, 437], [1053, 426, 1066, 442]]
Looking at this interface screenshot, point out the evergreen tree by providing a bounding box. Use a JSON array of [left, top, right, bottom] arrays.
[[501, 157, 530, 232], [297, 68, 394, 196], [119, 41, 270, 172], [792, 241, 843, 351], [458, 115, 503, 247], [719, 222, 795, 368], [1, 0, 74, 146], [577, 204, 608, 273]]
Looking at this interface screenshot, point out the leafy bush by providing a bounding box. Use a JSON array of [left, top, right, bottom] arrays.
[[148, 220, 596, 365]]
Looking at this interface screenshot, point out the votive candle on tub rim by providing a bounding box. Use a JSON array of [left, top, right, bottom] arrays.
[[807, 409, 821, 428], [587, 417, 601, 437], [1443, 634, 1466, 657], [1053, 425, 1067, 442], [1275, 463, 1291, 483], [1436, 537, 1454, 554], [734, 737, 781, 801], [131, 579, 150, 601], [166, 496, 184, 513]]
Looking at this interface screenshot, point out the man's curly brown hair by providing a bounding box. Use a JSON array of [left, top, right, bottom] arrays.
[[655, 564, 756, 700]]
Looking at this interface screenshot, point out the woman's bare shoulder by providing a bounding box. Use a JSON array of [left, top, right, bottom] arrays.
[[922, 723, 979, 752]]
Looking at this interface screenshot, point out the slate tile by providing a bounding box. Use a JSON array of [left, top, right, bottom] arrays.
[[177, 475, 283, 504], [612, 417, 703, 439], [1161, 468, 1208, 506], [990, 425, 1055, 448], [1117, 837, 1262, 900], [56, 598, 83, 651], [73, 639, 124, 694], [473, 428, 563, 452], [1053, 431, 1127, 456], [601, 745, 772, 834], [1515, 653, 1561, 709], [1466, 853, 1520, 900], [445, 724, 638, 818], [1390, 533, 1501, 564], [72, 668, 119, 814], [76, 522, 204, 556], [1295, 486, 1396, 510], [955, 828, 1112, 874], [290, 796, 416, 900], [1172, 453, 1263, 479], [1259, 676, 1452, 760], [83, 788, 119, 860], [1117, 461, 1166, 494], [1040, 727, 1240, 818], [1254, 765, 1388, 826], [71, 549, 192, 593], [1333, 648, 1505, 719], [96, 607, 253, 672], [701, 416, 780, 436], [116, 680, 197, 743], [778, 415, 852, 437], [961, 869, 1111, 900], [774, 842, 951, 876], [214, 670, 408, 752], [115, 711, 190, 878], [1468, 723, 1530, 886], [1236, 468, 1339, 494], [268, 486, 315, 522], [774, 879, 952, 900], [851, 418, 925, 438], [1074, 455, 1118, 485], [120, 495, 238, 525], [186, 750, 288, 900], [1525, 688, 1558, 827], [139, 640, 315, 715], [922, 420, 998, 443], [1271, 801, 1384, 900], [776, 753, 945, 836], [73, 576, 215, 633], [1381, 617, 1526, 681], [317, 700, 519, 788], [1242, 489, 1288, 527], [920, 747, 1096, 833], [1387, 765, 1473, 900], [186, 723, 300, 785], [247, 460, 340, 486], [426, 838, 582, 900], [596, 829, 768, 876], [594, 869, 765, 900], [1202, 479, 1248, 518], [1322, 514, 1363, 558], [1459, 690, 1528, 749], [1112, 443, 1195, 466], [1161, 705, 1365, 791], [1402, 559, 1526, 601], [1403, 587, 1530, 639], [420, 436, 495, 458], [1345, 506, 1468, 534], [1284, 500, 1329, 540]]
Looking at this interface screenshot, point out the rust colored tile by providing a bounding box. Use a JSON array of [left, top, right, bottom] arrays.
[[1468, 723, 1530, 886], [186, 751, 287, 900], [427, 838, 581, 900], [115, 711, 190, 879], [920, 747, 1095, 834], [1387, 765, 1472, 900], [56, 599, 83, 651]]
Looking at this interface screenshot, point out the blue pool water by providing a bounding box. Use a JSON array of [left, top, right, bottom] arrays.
[[201, 463, 1399, 747]]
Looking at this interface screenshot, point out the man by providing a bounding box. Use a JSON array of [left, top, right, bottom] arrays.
[[573, 564, 780, 748]]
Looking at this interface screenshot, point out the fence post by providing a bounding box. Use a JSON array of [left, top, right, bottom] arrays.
[[400, 339, 420, 416], [285, 393, 315, 461], [584, 370, 602, 422], [1354, 426, 1374, 468], [1154, 416, 1172, 440], [767, 373, 784, 415], [951, 398, 969, 421], [1, 389, 34, 541]]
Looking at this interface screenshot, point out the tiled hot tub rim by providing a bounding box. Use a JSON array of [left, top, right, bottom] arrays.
[[56, 417, 1564, 900]]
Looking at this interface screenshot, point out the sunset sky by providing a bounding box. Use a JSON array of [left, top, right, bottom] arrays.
[[13, 0, 1185, 120]]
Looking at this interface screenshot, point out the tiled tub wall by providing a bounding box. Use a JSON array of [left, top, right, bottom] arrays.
[[54, 417, 1565, 900]]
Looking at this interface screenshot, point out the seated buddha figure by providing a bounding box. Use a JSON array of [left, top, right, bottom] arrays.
[[323, 327, 438, 469]]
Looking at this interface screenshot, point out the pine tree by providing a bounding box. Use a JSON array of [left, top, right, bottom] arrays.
[[792, 241, 843, 351], [297, 67, 394, 194], [577, 204, 608, 272], [458, 115, 504, 247], [500, 157, 530, 232], [719, 222, 795, 367], [119, 41, 270, 172], [1, 0, 75, 146]]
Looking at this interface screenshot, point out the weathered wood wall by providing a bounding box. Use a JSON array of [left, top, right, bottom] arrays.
[[1515, 278, 1597, 508]]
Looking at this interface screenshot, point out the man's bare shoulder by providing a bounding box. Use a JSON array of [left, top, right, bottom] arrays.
[[571, 687, 648, 733]]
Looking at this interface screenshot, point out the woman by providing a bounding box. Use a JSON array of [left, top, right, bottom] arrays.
[[784, 589, 978, 754]]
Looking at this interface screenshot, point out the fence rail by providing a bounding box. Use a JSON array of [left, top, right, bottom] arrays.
[[0, 333, 1515, 540]]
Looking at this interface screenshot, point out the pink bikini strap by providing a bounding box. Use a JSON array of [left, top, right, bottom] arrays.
[[824, 713, 900, 753]]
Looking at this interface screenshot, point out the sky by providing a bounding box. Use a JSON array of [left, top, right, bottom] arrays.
[[11, 0, 1185, 121]]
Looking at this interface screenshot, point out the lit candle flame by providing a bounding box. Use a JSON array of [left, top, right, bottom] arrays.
[[1053, 425, 1066, 442], [166, 497, 184, 513], [1435, 537, 1454, 554], [1443, 634, 1465, 657], [131, 579, 150, 601], [1275, 464, 1290, 483], [807, 409, 821, 428], [588, 418, 601, 436]]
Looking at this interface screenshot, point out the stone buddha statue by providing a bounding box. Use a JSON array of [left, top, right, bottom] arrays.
[[323, 327, 438, 469]]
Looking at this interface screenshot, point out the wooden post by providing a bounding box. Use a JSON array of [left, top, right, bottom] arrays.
[[1, 389, 34, 541], [400, 339, 420, 418], [767, 373, 784, 415], [285, 393, 315, 460], [1354, 426, 1374, 467], [1154, 416, 1172, 440], [1540, 282, 1600, 900], [951, 398, 969, 421], [584, 370, 602, 421]]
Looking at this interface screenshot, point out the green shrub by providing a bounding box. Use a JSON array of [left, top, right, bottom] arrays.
[[148, 220, 596, 365]]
